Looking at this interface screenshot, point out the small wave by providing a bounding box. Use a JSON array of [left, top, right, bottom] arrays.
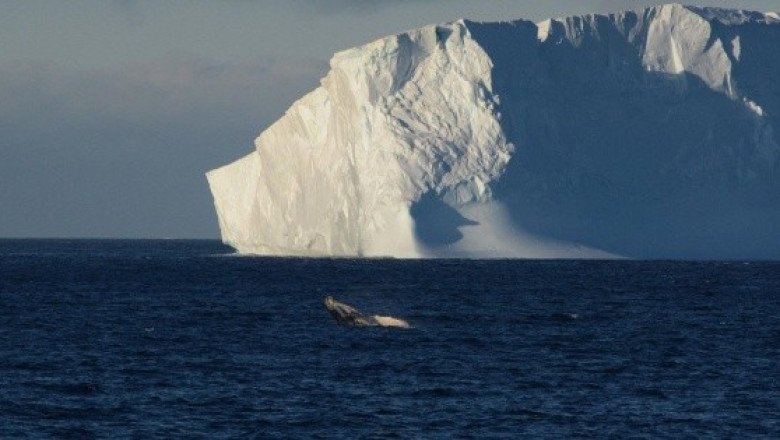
[[551, 312, 580, 322]]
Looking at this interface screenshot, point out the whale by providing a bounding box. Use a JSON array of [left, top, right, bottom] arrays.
[[324, 296, 410, 329]]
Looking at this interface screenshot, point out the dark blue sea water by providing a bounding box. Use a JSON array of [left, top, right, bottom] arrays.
[[1, 239, 779, 438]]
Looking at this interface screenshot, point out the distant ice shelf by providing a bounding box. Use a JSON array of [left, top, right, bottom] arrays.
[[207, 3, 780, 259]]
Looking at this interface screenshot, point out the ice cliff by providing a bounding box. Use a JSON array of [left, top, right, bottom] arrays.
[[207, 4, 780, 259]]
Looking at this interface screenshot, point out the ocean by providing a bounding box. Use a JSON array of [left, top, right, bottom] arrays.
[[1, 239, 778, 438]]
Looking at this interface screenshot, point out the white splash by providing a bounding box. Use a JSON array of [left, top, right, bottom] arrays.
[[372, 315, 411, 329]]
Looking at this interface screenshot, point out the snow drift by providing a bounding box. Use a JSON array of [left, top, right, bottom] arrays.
[[207, 4, 780, 259]]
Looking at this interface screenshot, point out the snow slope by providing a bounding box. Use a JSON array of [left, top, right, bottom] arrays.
[[207, 4, 780, 259]]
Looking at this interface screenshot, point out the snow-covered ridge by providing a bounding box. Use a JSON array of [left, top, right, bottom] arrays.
[[207, 4, 780, 259], [686, 5, 780, 25], [538, 3, 779, 29]]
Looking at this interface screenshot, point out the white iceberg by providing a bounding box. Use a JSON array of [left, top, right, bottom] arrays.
[[207, 4, 780, 259]]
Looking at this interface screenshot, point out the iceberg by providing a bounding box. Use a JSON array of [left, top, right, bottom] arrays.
[[207, 4, 780, 259]]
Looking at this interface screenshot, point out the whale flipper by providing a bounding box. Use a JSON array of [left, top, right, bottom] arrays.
[[324, 296, 410, 328]]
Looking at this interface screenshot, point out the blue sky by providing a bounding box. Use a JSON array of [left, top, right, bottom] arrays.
[[2, 0, 778, 238]]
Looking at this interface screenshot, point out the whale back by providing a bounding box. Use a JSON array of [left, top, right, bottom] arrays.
[[324, 296, 377, 326]]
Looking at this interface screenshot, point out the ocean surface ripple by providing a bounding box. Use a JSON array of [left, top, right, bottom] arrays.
[[1, 240, 778, 438]]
